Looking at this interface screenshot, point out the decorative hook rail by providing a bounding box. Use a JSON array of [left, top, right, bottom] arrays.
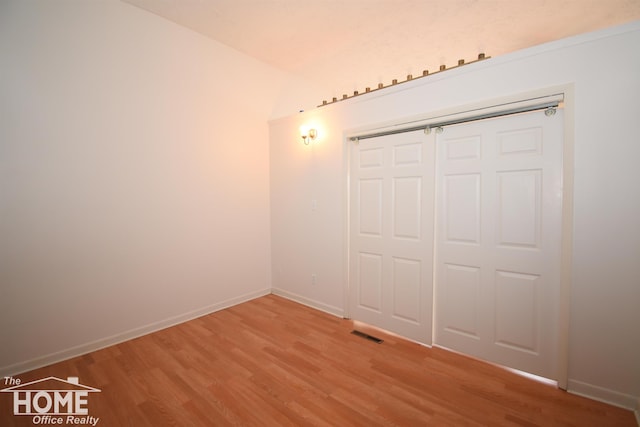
[[318, 53, 489, 108]]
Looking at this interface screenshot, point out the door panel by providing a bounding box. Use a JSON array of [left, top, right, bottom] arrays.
[[349, 130, 435, 344], [434, 109, 563, 379], [357, 252, 383, 312], [494, 270, 539, 353], [358, 179, 383, 236], [443, 173, 481, 244], [391, 257, 421, 323], [442, 263, 481, 339], [496, 170, 541, 248], [393, 177, 422, 239]]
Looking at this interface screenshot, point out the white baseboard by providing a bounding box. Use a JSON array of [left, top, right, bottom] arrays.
[[270, 287, 344, 318], [0, 288, 271, 378], [568, 379, 639, 412], [635, 396, 640, 427]]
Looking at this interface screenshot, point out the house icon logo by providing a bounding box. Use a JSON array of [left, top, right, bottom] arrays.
[[1, 376, 100, 425]]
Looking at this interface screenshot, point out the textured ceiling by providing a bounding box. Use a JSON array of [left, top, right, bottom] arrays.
[[122, 0, 640, 102]]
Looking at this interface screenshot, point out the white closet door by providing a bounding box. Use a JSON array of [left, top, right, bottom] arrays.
[[434, 109, 563, 379], [349, 130, 435, 344]]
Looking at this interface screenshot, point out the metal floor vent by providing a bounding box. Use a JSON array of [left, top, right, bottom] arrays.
[[351, 330, 384, 344]]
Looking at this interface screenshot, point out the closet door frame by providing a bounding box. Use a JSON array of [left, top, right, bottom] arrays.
[[342, 85, 574, 390]]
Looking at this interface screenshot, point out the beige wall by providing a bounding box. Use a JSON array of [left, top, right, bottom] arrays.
[[0, 0, 284, 374]]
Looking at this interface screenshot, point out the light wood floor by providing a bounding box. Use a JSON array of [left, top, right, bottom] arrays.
[[1, 295, 635, 426]]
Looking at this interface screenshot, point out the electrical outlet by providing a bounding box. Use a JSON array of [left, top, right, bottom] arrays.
[[311, 273, 317, 285]]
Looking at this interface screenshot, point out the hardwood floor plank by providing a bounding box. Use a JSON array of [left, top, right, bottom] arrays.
[[0, 294, 635, 426]]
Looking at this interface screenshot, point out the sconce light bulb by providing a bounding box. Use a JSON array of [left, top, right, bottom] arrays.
[[300, 126, 317, 145]]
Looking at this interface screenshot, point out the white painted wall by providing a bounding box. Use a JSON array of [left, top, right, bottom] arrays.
[[0, 0, 285, 374], [270, 22, 640, 409], [1, 0, 637, 412]]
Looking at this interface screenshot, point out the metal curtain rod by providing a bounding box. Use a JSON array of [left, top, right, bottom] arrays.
[[349, 101, 560, 142]]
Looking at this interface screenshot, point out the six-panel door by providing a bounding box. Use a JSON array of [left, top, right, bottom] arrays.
[[434, 109, 563, 379], [349, 130, 436, 344]]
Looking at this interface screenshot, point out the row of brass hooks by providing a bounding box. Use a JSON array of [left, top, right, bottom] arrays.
[[318, 53, 489, 108]]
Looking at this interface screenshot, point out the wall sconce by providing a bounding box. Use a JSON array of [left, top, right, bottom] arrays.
[[300, 126, 317, 145]]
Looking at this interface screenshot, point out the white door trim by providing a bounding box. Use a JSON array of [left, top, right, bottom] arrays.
[[342, 84, 574, 389]]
